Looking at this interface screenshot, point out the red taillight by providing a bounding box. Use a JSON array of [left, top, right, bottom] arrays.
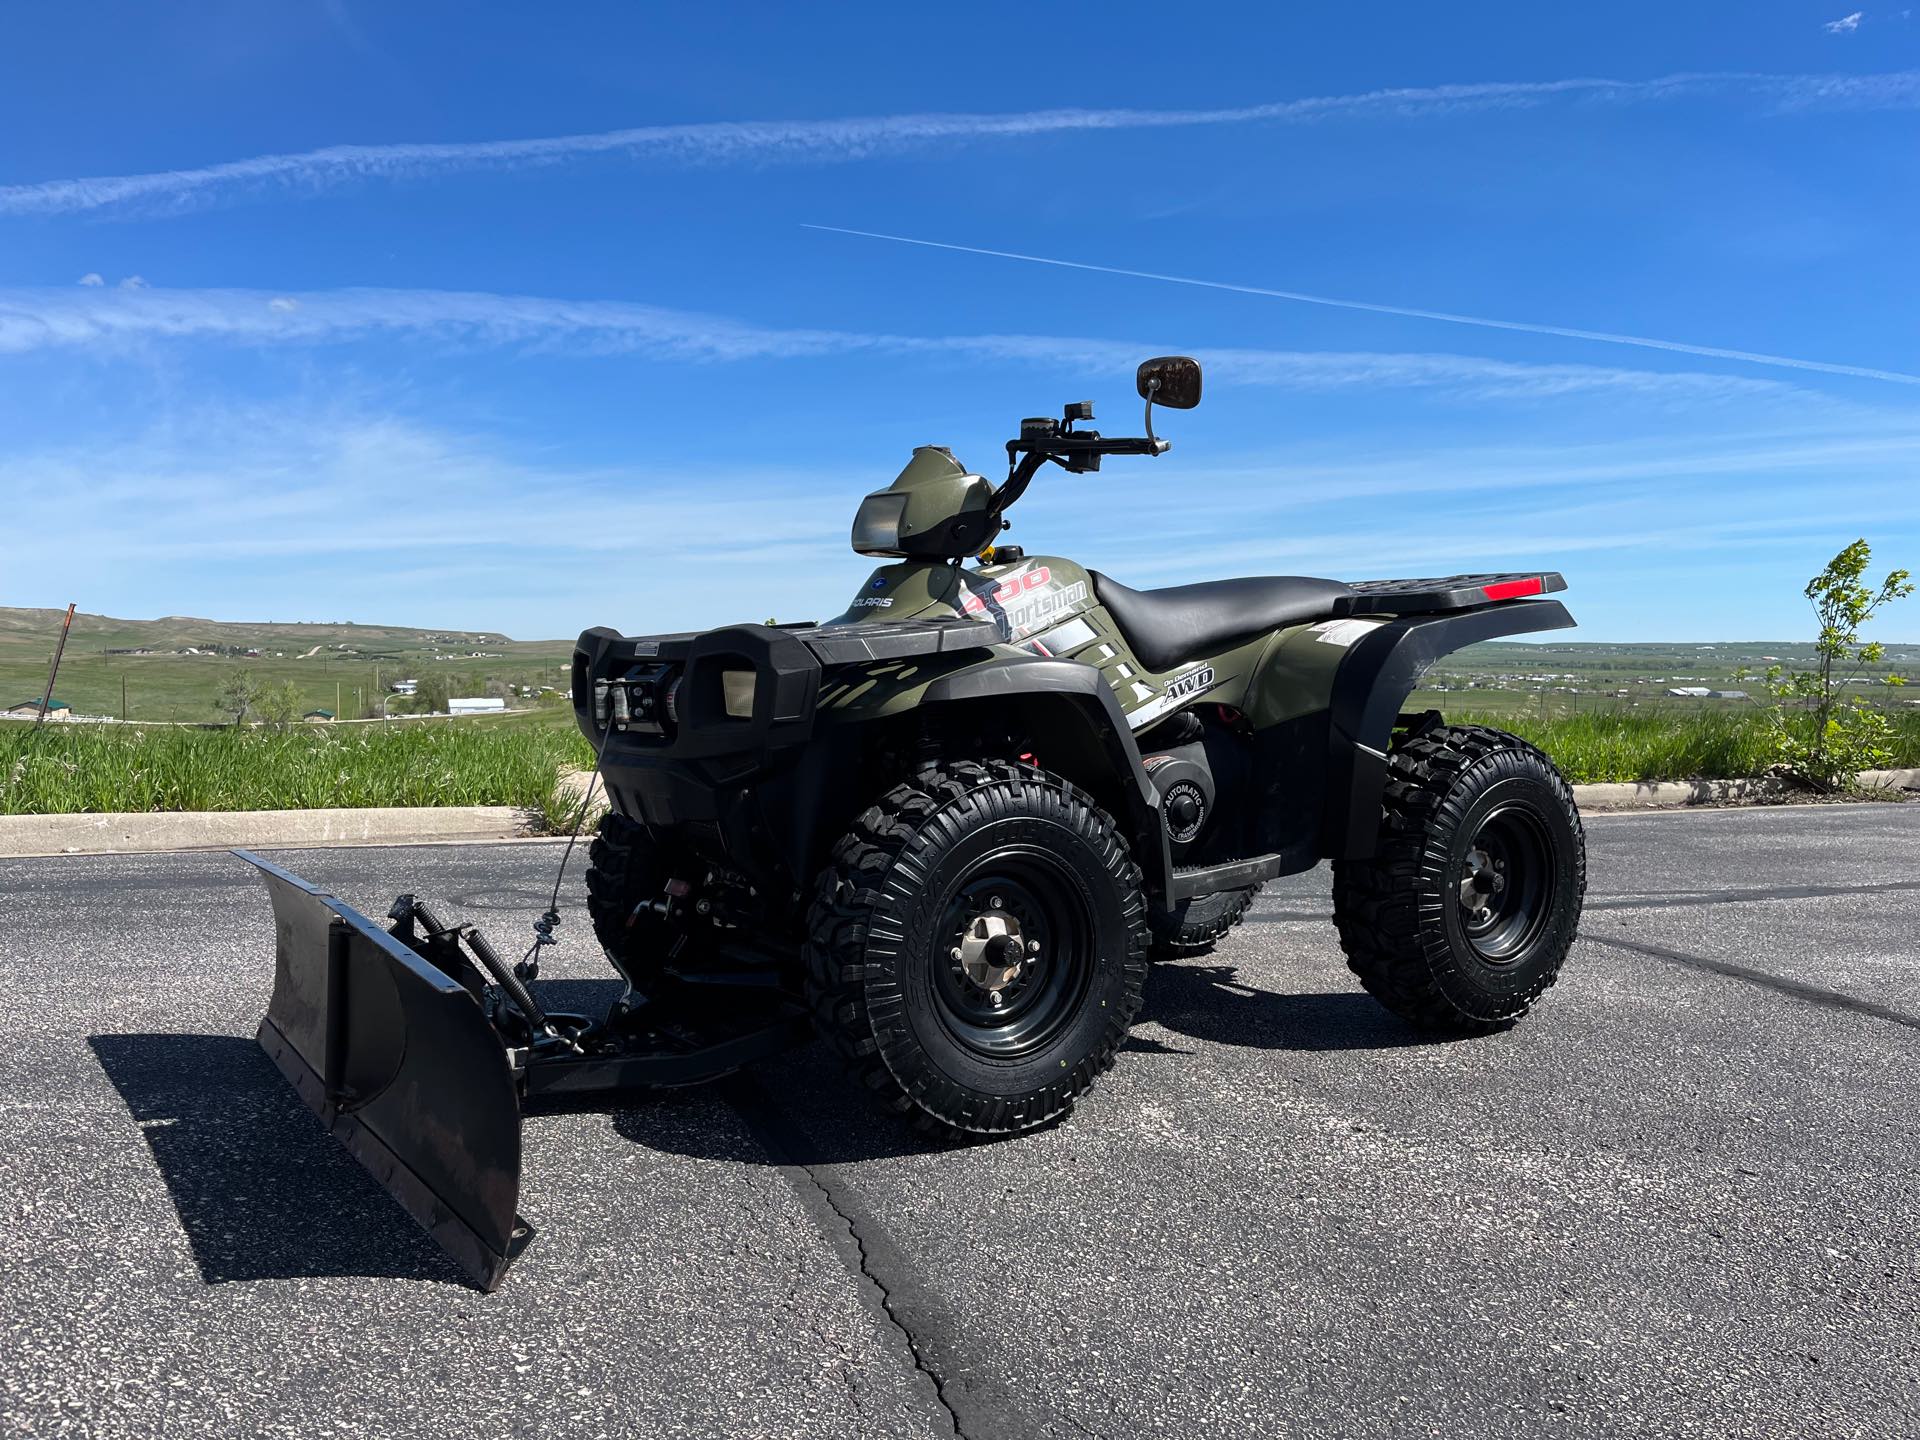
[[1482, 576, 1545, 601]]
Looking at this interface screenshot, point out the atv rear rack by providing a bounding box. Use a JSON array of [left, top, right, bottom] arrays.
[[1336, 571, 1566, 615], [237, 850, 809, 1291]]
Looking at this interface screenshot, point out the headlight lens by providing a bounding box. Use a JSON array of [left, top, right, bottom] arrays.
[[851, 493, 909, 555], [721, 668, 757, 719]]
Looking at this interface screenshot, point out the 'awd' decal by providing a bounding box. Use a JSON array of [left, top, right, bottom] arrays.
[[1126, 665, 1217, 730]]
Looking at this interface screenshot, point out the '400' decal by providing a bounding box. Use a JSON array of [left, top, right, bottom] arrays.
[[959, 566, 1052, 615]]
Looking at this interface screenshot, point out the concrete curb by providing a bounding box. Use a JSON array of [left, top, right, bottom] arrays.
[[2, 769, 1913, 860], [0, 806, 536, 859], [1569, 767, 1920, 810]]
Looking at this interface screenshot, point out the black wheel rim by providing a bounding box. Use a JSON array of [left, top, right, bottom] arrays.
[[931, 849, 1095, 1059], [1457, 803, 1556, 964]]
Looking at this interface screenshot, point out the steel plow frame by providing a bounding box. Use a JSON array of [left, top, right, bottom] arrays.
[[236, 850, 810, 1291]]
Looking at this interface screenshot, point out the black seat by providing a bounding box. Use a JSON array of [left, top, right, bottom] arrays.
[[1091, 572, 1353, 672]]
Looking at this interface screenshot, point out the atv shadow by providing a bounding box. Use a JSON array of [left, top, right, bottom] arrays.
[[1130, 962, 1463, 1055], [88, 1033, 466, 1287], [521, 978, 953, 1167]]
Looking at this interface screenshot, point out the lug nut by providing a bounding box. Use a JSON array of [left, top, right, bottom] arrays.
[[990, 991, 1003, 1006], [951, 946, 963, 961], [989, 895, 1003, 909], [1027, 939, 1040, 953]]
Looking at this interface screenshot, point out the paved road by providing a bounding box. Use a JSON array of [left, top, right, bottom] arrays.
[[3, 804, 1917, 1439]]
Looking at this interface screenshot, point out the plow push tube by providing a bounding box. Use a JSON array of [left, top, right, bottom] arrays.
[[239, 850, 531, 1291]]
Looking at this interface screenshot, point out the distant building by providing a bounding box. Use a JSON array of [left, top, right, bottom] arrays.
[[5, 698, 72, 719], [1666, 687, 1712, 698], [302, 709, 336, 723], [447, 697, 508, 715], [390, 680, 418, 695]]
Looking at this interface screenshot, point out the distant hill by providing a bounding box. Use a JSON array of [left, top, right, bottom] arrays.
[[3, 606, 1910, 724], [0, 607, 570, 662], [0, 607, 574, 723]]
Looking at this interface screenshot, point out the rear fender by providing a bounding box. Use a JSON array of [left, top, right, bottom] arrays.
[[1324, 599, 1576, 857]]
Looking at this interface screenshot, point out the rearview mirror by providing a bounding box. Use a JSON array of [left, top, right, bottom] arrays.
[[1136, 356, 1201, 409]]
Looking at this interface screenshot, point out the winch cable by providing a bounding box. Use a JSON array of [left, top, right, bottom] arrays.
[[518, 719, 616, 982]]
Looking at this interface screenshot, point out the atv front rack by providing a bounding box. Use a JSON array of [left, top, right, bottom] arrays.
[[237, 850, 809, 1290]]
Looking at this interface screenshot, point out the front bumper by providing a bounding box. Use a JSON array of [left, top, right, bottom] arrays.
[[571, 618, 999, 867], [571, 618, 999, 761]]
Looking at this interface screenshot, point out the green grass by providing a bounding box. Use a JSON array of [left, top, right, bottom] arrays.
[[1458, 706, 1920, 784], [5, 702, 1915, 819], [1, 721, 594, 816]]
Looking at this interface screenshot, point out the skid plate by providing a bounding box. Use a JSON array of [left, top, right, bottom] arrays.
[[237, 850, 531, 1291]]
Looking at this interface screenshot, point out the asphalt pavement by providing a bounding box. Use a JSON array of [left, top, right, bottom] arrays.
[[2, 803, 1916, 1439]]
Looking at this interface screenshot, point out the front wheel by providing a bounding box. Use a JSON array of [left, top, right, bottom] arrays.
[[805, 759, 1150, 1138], [1332, 724, 1585, 1031]]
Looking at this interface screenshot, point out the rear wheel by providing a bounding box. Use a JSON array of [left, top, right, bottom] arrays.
[[1332, 724, 1584, 1031], [806, 759, 1150, 1138], [1150, 884, 1262, 958]]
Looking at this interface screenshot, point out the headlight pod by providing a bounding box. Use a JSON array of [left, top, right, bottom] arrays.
[[720, 668, 757, 719]]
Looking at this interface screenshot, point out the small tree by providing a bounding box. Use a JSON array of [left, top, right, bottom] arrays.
[[1743, 540, 1913, 791], [216, 669, 262, 726], [255, 680, 304, 733], [415, 673, 452, 715]]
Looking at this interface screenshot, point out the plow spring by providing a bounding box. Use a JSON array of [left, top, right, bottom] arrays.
[[236, 850, 809, 1290]]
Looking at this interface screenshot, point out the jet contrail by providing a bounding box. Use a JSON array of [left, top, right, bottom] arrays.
[[4, 69, 1917, 218], [803, 225, 1920, 389]]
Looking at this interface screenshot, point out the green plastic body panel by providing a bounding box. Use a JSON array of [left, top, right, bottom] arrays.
[[822, 554, 1352, 735]]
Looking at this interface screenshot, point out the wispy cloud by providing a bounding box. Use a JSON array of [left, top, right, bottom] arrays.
[[1826, 12, 1865, 33], [0, 282, 1803, 405], [14, 404, 1913, 637], [4, 69, 1918, 218], [806, 227, 1920, 388]]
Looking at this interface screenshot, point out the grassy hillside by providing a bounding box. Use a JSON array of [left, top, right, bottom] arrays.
[[0, 607, 575, 723]]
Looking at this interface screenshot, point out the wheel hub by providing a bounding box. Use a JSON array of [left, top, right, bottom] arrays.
[[1458, 845, 1507, 918], [955, 908, 1030, 993]]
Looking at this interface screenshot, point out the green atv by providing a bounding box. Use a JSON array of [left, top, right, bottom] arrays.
[[239, 357, 1584, 1288]]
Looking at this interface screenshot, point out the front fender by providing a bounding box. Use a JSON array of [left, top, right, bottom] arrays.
[[828, 652, 1173, 904], [1324, 599, 1576, 858]]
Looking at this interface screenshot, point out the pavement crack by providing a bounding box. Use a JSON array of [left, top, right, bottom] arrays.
[[1584, 931, 1920, 1031], [724, 1076, 982, 1440], [1585, 877, 1920, 913], [803, 1157, 966, 1439]]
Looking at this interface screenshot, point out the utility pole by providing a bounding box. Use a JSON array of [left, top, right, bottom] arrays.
[[36, 603, 76, 728], [336, 680, 342, 719], [121, 674, 128, 722]]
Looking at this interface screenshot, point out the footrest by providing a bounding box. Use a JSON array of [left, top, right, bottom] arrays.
[[1171, 854, 1287, 901]]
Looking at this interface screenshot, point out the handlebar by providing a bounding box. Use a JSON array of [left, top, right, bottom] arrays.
[[983, 403, 1172, 531], [1006, 422, 1169, 475]]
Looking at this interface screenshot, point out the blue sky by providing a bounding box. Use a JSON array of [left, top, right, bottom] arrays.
[[3, 2, 1918, 642]]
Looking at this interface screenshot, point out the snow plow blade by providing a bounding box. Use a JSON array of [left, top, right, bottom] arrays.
[[239, 851, 530, 1291]]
